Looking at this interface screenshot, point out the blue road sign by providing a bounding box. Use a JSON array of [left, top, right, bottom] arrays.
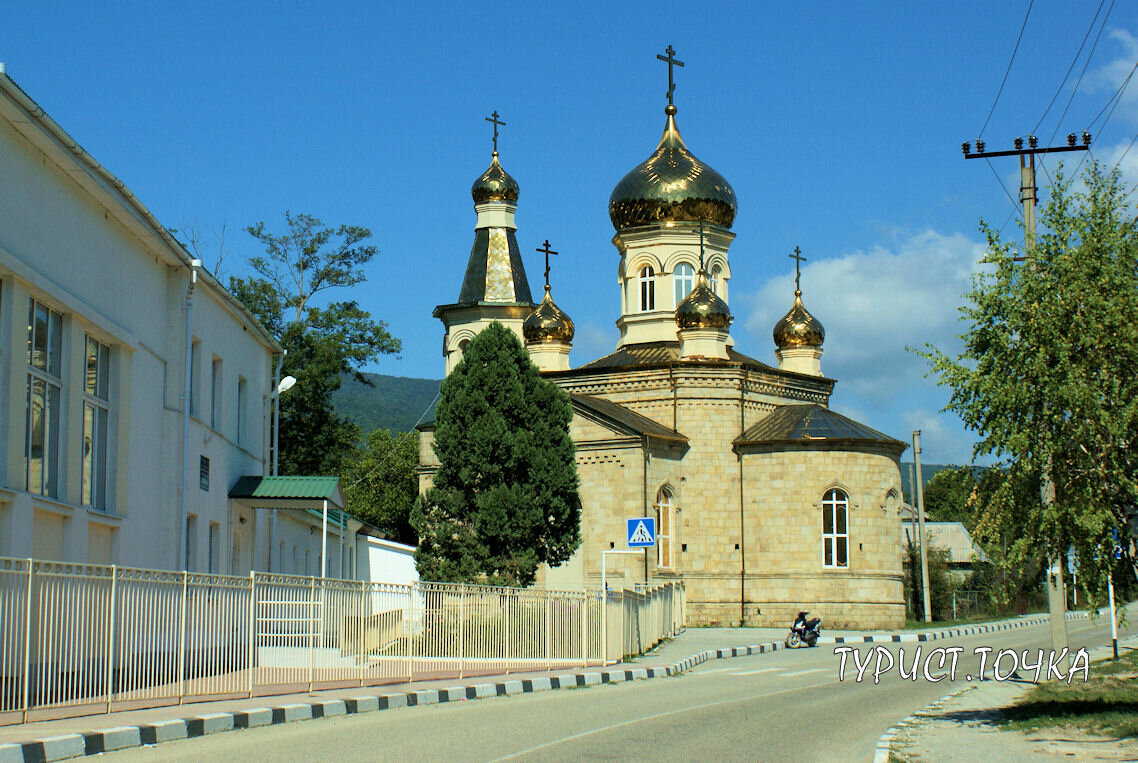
[[627, 517, 656, 548]]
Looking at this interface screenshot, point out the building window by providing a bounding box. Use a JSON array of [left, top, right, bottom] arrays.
[[639, 266, 655, 311], [199, 455, 210, 491], [711, 265, 722, 295], [656, 488, 673, 568], [190, 339, 201, 417], [237, 376, 247, 445], [210, 357, 223, 429], [82, 335, 111, 511], [26, 300, 63, 497], [822, 489, 849, 568], [673, 263, 694, 307]]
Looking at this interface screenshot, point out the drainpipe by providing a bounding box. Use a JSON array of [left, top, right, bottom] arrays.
[[179, 258, 202, 571], [738, 379, 746, 625], [270, 351, 284, 572]]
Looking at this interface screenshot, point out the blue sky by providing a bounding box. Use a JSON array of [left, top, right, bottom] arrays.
[[4, 1, 1136, 465]]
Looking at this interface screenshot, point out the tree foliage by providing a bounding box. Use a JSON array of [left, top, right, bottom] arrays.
[[922, 162, 1138, 607], [411, 322, 581, 586], [343, 429, 419, 545], [228, 212, 400, 475], [921, 466, 979, 526]]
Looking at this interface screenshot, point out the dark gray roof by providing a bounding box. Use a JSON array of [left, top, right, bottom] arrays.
[[735, 404, 906, 450], [570, 394, 687, 443], [573, 341, 779, 373], [456, 227, 534, 305]]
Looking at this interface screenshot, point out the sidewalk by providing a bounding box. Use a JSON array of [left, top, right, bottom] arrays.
[[0, 612, 1102, 762], [881, 635, 1138, 762]]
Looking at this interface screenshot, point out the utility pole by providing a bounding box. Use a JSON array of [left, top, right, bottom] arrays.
[[962, 131, 1091, 656], [913, 432, 932, 623]]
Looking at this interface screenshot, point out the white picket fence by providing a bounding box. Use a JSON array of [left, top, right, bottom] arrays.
[[0, 556, 684, 724]]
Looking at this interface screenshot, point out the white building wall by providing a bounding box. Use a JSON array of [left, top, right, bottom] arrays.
[[0, 75, 276, 572]]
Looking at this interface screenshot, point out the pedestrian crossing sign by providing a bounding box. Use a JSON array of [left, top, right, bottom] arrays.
[[627, 517, 656, 548]]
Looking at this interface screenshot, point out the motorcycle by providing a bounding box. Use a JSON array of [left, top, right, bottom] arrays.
[[785, 611, 822, 648]]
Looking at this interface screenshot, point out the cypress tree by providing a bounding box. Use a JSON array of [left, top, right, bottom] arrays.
[[411, 322, 581, 586]]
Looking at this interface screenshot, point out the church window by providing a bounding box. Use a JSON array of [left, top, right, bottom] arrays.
[[821, 489, 849, 568], [656, 488, 673, 568], [710, 265, 722, 295], [638, 266, 655, 311], [673, 263, 694, 306]]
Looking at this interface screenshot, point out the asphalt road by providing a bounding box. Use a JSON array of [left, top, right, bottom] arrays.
[[110, 616, 1135, 762]]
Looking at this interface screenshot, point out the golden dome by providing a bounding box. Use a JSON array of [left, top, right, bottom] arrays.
[[676, 269, 732, 329], [609, 105, 737, 231], [523, 285, 575, 343], [471, 152, 519, 204], [773, 292, 825, 349]]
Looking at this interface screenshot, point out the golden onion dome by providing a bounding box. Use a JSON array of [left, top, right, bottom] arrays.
[[471, 152, 519, 204], [609, 105, 737, 231], [773, 292, 825, 349], [676, 268, 732, 330], [523, 285, 575, 343]]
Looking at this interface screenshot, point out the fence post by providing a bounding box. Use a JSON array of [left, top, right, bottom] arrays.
[[177, 570, 187, 704], [105, 565, 117, 713], [247, 571, 256, 698], [545, 595, 551, 671], [581, 592, 587, 668], [21, 559, 33, 723], [360, 579, 367, 688], [504, 592, 512, 675], [407, 584, 414, 685], [458, 586, 465, 680], [307, 576, 315, 693]]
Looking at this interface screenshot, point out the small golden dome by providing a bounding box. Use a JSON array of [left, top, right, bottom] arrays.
[[773, 292, 825, 349], [524, 285, 575, 343], [676, 269, 732, 329], [609, 106, 737, 231], [471, 152, 519, 204]]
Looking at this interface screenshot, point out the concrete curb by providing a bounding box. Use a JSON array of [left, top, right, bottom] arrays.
[[0, 668, 675, 763], [871, 685, 974, 763], [0, 610, 1102, 762]]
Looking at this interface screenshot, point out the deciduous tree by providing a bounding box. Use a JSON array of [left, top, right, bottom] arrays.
[[922, 162, 1138, 607]]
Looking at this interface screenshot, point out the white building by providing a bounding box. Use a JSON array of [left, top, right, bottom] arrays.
[[0, 70, 282, 573]]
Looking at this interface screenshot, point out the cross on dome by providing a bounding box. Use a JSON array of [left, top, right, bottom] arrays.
[[485, 110, 506, 155], [656, 45, 684, 107]]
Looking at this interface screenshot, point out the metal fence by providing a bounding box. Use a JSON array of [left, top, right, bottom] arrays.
[[0, 557, 684, 725]]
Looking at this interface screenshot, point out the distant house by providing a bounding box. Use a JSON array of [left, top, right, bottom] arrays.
[[900, 504, 986, 578]]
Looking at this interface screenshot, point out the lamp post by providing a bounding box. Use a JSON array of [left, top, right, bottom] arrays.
[[269, 368, 296, 572]]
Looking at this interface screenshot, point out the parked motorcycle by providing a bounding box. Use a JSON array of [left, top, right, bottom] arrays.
[[785, 610, 822, 648]]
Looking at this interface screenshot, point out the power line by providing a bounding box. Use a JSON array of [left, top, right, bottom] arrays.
[[1047, 0, 1116, 145], [1085, 62, 1137, 132], [1074, 63, 1137, 176], [986, 157, 1026, 222], [1031, 0, 1106, 136], [1111, 129, 1138, 174], [979, 0, 1035, 139]]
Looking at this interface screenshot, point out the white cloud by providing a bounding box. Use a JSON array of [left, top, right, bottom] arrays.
[[743, 229, 986, 406], [569, 321, 617, 365], [1087, 29, 1138, 127]]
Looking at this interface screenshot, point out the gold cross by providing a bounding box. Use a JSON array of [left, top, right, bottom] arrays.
[[788, 246, 807, 293]]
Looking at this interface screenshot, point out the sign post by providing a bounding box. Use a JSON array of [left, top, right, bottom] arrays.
[[600, 518, 657, 665]]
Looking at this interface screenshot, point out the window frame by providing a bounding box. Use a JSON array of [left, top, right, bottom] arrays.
[[655, 488, 673, 569], [673, 263, 695, 307], [25, 300, 63, 498], [81, 334, 111, 511], [821, 488, 850, 568], [638, 266, 655, 311]]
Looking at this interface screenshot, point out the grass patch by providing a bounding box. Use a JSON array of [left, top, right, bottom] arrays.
[[1001, 648, 1138, 738]]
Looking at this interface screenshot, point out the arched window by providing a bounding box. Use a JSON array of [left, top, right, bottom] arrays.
[[821, 489, 849, 568], [656, 488, 672, 568], [673, 263, 694, 307], [710, 265, 722, 295], [639, 266, 655, 311]]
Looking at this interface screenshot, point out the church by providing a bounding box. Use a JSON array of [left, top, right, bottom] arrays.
[[418, 52, 907, 629]]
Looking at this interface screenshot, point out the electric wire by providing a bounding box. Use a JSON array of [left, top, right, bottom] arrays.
[[1031, 0, 1107, 136], [1110, 129, 1138, 174], [1048, 0, 1116, 146], [1073, 64, 1137, 176], [1084, 62, 1137, 133], [979, 0, 1035, 139], [986, 157, 1026, 224]]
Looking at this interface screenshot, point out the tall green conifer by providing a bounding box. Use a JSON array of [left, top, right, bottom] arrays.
[[411, 322, 581, 586]]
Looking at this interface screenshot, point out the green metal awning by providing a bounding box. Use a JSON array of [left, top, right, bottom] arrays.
[[228, 475, 345, 511]]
